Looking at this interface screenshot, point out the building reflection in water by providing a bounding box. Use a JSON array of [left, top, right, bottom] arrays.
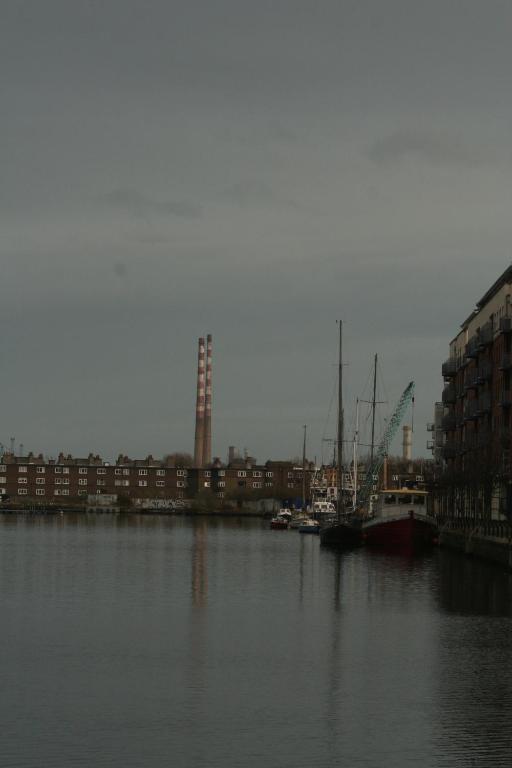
[[191, 519, 208, 608], [435, 550, 512, 766]]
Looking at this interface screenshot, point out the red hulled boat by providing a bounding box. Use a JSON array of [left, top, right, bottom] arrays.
[[361, 488, 437, 552]]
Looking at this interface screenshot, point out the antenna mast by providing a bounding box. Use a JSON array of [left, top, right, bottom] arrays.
[[337, 321, 344, 521]]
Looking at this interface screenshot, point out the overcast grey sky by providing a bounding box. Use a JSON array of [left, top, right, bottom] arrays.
[[2, 1, 512, 463]]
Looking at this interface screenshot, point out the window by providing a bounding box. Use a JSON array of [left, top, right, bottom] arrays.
[[36, 489, 45, 496], [63, 467, 69, 474], [54, 466, 62, 474], [138, 480, 148, 487], [79, 467, 88, 475], [177, 469, 187, 476], [36, 478, 45, 485], [139, 469, 148, 476], [204, 470, 211, 478], [253, 471, 262, 478], [265, 482, 273, 488], [156, 480, 165, 487], [97, 480, 105, 486], [97, 468, 106, 475], [287, 483, 294, 489], [177, 491, 184, 499], [18, 465, 27, 473], [218, 481, 225, 488], [415, 475, 424, 482], [392, 474, 399, 481], [177, 480, 186, 488], [217, 492, 224, 499], [55, 478, 62, 485], [238, 471, 247, 478], [18, 477, 27, 484], [114, 479, 129, 487], [123, 468, 130, 476], [37, 466, 45, 474], [218, 470, 225, 477], [265, 472, 273, 477], [61, 489, 69, 496], [78, 479, 87, 486], [115, 468, 122, 475], [18, 488, 28, 495], [0, 465, 6, 472], [78, 489, 87, 496], [0, 477, 5, 484], [62, 478, 69, 485], [253, 482, 262, 489], [287, 472, 293, 478], [156, 469, 165, 477], [204, 481, 211, 488]]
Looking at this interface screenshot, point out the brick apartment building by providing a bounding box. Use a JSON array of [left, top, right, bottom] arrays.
[[439, 264, 512, 517], [0, 452, 314, 509]]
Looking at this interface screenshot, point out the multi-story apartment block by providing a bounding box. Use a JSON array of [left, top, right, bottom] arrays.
[[439, 264, 512, 516], [0, 452, 314, 508]]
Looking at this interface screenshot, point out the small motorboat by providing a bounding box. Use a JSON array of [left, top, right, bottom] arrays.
[[270, 510, 291, 530], [298, 518, 321, 534]]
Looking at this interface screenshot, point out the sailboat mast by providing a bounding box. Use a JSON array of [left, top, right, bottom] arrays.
[[370, 353, 377, 467], [337, 321, 344, 520], [302, 424, 307, 511], [353, 398, 359, 511]]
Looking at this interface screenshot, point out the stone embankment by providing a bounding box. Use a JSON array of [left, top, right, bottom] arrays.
[[437, 515, 512, 569]]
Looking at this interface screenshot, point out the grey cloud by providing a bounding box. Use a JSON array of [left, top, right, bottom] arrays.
[[100, 188, 202, 219], [368, 131, 494, 168]]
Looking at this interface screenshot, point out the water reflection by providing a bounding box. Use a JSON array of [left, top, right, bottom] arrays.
[[437, 549, 512, 616], [191, 520, 208, 608], [1, 516, 512, 767]]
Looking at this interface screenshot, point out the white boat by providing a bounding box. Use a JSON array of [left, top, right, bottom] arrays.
[[289, 514, 310, 529], [298, 518, 321, 534]]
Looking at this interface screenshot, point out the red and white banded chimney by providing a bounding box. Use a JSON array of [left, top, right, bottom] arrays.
[[194, 337, 206, 467], [203, 334, 213, 467]]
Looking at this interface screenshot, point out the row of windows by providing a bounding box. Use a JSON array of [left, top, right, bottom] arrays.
[[9, 465, 190, 477], [5, 477, 187, 487]]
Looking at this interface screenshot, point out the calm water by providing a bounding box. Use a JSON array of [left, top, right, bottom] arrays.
[[1, 515, 512, 768]]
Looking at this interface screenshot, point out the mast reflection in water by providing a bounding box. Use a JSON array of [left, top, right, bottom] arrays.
[[0, 515, 511, 768]]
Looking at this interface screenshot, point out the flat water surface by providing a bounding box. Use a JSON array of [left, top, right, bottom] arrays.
[[1, 515, 512, 767]]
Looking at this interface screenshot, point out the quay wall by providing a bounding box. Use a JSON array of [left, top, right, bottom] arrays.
[[438, 518, 512, 569]]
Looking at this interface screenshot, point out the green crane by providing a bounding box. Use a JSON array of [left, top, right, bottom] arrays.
[[357, 381, 415, 515]]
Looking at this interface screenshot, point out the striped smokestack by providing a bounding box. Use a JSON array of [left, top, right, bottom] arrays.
[[203, 334, 213, 467], [194, 337, 206, 467]]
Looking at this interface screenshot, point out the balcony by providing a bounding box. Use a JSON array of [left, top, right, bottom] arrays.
[[442, 384, 456, 404], [464, 371, 479, 390], [441, 359, 458, 378], [500, 317, 512, 334], [463, 399, 479, 420], [441, 414, 457, 430], [465, 336, 479, 359], [477, 322, 493, 349]]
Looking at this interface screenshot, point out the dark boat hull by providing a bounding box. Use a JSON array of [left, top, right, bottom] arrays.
[[362, 512, 437, 554], [320, 520, 363, 548]]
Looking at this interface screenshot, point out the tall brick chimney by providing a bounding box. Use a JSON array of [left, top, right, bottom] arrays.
[[194, 337, 206, 467], [203, 334, 213, 467]]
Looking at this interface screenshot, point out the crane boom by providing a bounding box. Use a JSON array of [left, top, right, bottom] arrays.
[[357, 381, 415, 513]]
